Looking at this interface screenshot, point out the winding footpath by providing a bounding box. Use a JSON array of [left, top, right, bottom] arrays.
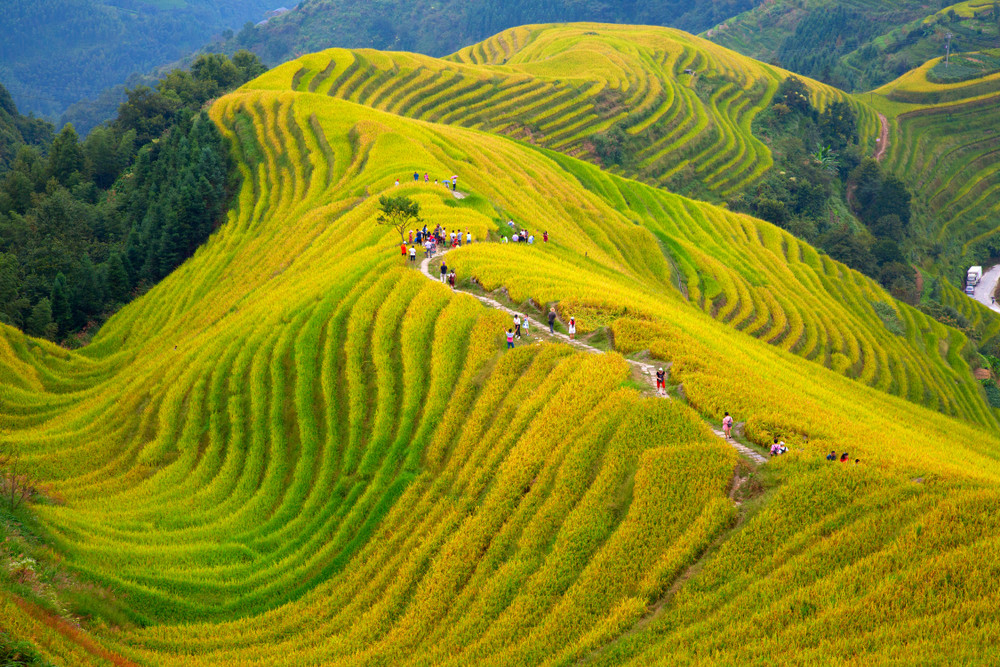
[[875, 113, 889, 162], [971, 263, 1000, 314], [418, 247, 769, 464]]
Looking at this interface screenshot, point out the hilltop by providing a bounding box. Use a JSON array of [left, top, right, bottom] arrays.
[[707, 0, 1000, 91], [2, 24, 1000, 664], [219, 0, 761, 64]]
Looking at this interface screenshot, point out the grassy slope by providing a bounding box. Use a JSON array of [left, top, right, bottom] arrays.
[[1, 24, 999, 664]]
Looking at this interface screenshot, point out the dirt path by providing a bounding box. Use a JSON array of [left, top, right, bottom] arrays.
[[418, 248, 769, 465], [875, 113, 889, 162]]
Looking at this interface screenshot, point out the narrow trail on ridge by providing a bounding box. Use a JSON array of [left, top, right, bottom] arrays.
[[875, 112, 889, 162], [417, 246, 769, 465]]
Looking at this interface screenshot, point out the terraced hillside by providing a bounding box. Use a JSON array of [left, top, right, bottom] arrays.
[[877, 56, 1000, 263], [261, 23, 880, 198], [3, 25, 1000, 665]]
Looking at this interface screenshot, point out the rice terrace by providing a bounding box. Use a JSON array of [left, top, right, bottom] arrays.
[[2, 12, 1000, 666]]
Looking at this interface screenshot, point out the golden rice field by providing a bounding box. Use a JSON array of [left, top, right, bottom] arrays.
[[256, 23, 880, 198], [2, 25, 1000, 665]]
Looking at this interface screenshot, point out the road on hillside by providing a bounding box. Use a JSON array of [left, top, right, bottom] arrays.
[[971, 263, 1000, 313]]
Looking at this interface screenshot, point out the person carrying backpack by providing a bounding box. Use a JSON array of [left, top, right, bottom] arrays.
[[548, 308, 556, 333], [655, 367, 666, 395], [722, 412, 733, 439]]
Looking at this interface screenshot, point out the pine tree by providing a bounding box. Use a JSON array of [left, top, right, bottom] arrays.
[[104, 253, 130, 304], [50, 272, 72, 337], [48, 124, 85, 187], [71, 255, 102, 324], [27, 298, 54, 339]]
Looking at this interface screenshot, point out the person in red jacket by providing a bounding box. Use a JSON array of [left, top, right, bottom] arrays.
[[400, 242, 407, 257]]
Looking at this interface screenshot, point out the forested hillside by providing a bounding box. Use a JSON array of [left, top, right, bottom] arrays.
[[218, 0, 762, 66], [0, 52, 266, 343], [0, 0, 276, 121], [0, 83, 54, 171], [707, 0, 1000, 91]]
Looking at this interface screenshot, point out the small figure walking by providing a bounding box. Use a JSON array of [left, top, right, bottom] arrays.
[[466, 230, 472, 245], [413, 171, 419, 181], [440, 261, 448, 282], [522, 316, 529, 336], [568, 316, 576, 339], [543, 231, 548, 243], [722, 412, 733, 439], [424, 172, 429, 182], [409, 245, 416, 262], [513, 314, 521, 339], [655, 367, 666, 395], [449, 270, 456, 289], [452, 175, 458, 191], [506, 328, 515, 349], [548, 307, 556, 334], [395, 178, 400, 187], [400, 242, 407, 257]]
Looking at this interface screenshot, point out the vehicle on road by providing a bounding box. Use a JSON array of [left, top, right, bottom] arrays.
[[966, 265, 983, 294]]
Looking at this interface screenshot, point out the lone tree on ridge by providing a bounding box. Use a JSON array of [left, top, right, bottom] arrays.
[[376, 195, 422, 243]]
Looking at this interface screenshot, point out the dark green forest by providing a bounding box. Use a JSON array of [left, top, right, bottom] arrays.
[[0, 84, 54, 172], [0, 0, 275, 122], [0, 52, 266, 343], [218, 0, 762, 65]]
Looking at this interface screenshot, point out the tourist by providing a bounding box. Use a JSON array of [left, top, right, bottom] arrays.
[[413, 171, 419, 181], [395, 178, 399, 186], [568, 316, 576, 339], [440, 261, 448, 282], [452, 175, 458, 191], [854, 458, 861, 465], [522, 316, 529, 336], [722, 412, 733, 439], [840, 452, 850, 463], [409, 245, 416, 262], [400, 242, 407, 257], [770, 439, 781, 457], [528, 234, 534, 244], [543, 231, 548, 243], [513, 314, 521, 339], [424, 172, 429, 182], [466, 230, 472, 244], [502, 235, 508, 243], [548, 307, 557, 333], [506, 328, 515, 349], [656, 367, 666, 395], [826, 450, 836, 461], [449, 271, 456, 289]]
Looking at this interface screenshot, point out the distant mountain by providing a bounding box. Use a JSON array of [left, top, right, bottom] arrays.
[[0, 0, 277, 120], [706, 0, 1000, 91], [0, 82, 53, 171], [216, 0, 763, 65]]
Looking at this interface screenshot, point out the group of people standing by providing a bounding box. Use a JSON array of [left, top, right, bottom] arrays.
[[503, 220, 548, 244], [398, 171, 458, 191], [402, 224, 474, 263]]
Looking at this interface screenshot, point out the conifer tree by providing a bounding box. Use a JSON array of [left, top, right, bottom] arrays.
[[50, 272, 72, 336]]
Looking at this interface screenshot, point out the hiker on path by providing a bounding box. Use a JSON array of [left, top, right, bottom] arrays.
[[722, 412, 733, 439], [409, 245, 416, 262], [449, 271, 456, 289], [400, 242, 407, 257], [522, 316, 529, 336], [506, 329, 515, 349], [466, 230, 472, 244], [440, 261, 448, 282], [513, 314, 521, 339], [568, 317, 576, 339], [543, 231, 548, 243], [656, 367, 666, 395], [452, 175, 458, 191], [548, 308, 557, 333]]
